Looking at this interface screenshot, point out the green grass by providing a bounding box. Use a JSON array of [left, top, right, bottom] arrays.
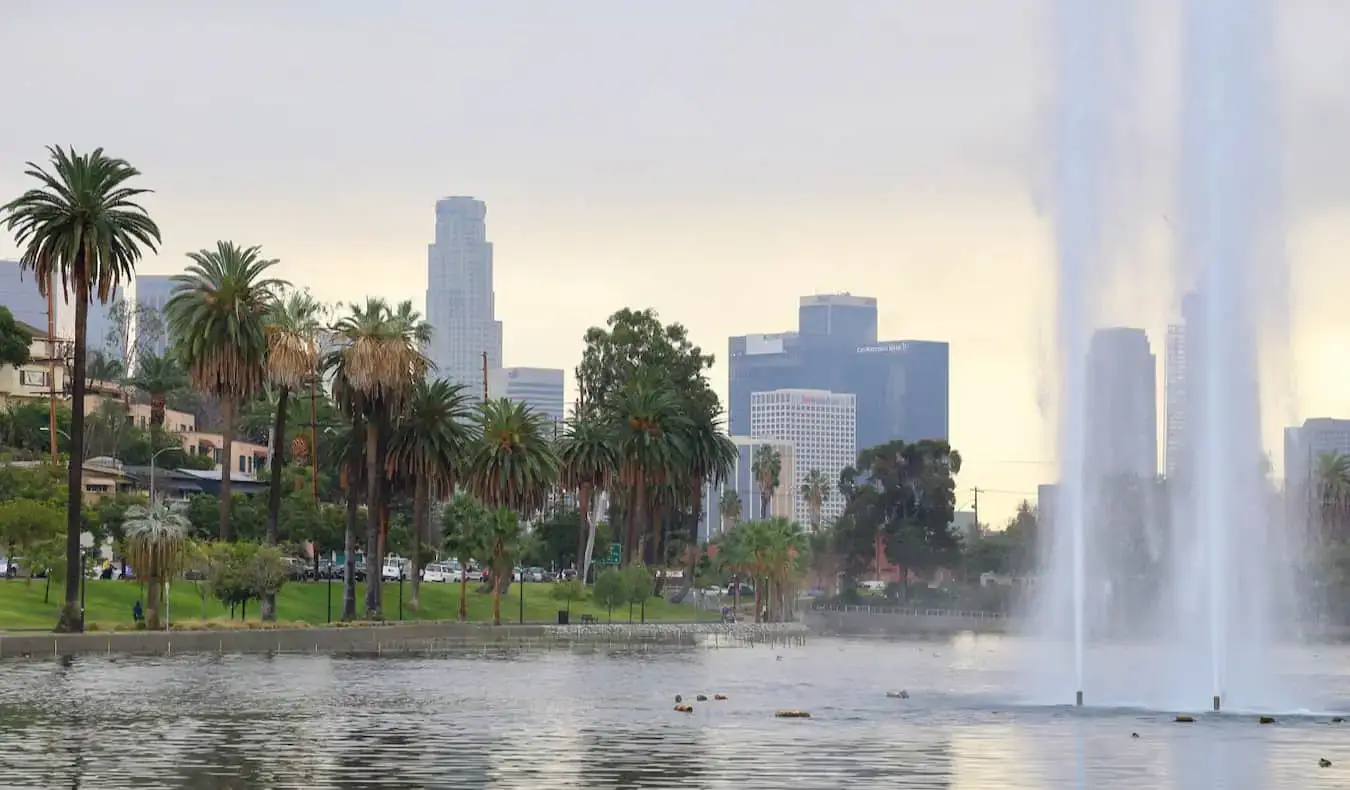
[[0, 578, 718, 631]]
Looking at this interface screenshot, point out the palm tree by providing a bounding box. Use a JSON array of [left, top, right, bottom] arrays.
[[800, 469, 832, 531], [676, 408, 736, 598], [123, 502, 191, 630], [466, 398, 559, 516], [253, 290, 322, 621], [128, 351, 188, 428], [327, 298, 429, 617], [718, 488, 742, 535], [556, 411, 616, 584], [752, 444, 782, 519], [1316, 452, 1350, 539], [1, 146, 161, 632], [443, 493, 490, 622], [482, 507, 524, 625], [387, 378, 476, 611], [609, 384, 688, 565], [86, 350, 125, 384], [166, 241, 285, 541]]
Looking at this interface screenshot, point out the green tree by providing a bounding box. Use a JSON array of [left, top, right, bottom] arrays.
[[574, 308, 717, 419], [556, 411, 616, 580], [442, 493, 490, 622], [752, 444, 782, 519], [550, 579, 586, 617], [592, 568, 626, 622], [609, 383, 688, 566], [673, 407, 735, 600], [466, 398, 558, 517], [482, 507, 523, 625], [0, 499, 64, 580], [85, 349, 125, 383], [718, 488, 742, 534], [1, 145, 161, 633], [0, 306, 31, 366], [123, 501, 191, 629], [622, 564, 653, 623], [799, 469, 832, 531], [166, 241, 286, 541], [204, 540, 287, 620], [386, 377, 475, 612], [127, 351, 189, 428]]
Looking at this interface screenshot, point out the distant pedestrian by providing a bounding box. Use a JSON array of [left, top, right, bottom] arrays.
[[132, 600, 144, 624]]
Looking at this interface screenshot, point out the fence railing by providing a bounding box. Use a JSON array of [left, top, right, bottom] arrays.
[[809, 602, 1009, 620]]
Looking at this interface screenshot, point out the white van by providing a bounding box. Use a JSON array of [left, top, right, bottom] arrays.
[[423, 563, 451, 583]]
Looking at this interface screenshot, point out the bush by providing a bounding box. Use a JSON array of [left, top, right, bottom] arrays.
[[622, 565, 653, 622], [592, 569, 627, 621], [549, 580, 586, 614], [205, 541, 288, 616]]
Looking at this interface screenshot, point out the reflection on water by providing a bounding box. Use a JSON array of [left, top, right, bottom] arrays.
[[0, 639, 1346, 788]]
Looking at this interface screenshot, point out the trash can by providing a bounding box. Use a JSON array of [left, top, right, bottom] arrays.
[[557, 610, 570, 626]]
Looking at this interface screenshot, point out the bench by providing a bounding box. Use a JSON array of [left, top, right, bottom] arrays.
[[579, 614, 598, 625]]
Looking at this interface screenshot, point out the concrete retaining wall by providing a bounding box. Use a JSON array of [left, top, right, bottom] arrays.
[[804, 607, 1009, 636], [0, 621, 808, 660]]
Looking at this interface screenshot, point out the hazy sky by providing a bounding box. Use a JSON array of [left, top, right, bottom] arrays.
[[3, 1, 1348, 523]]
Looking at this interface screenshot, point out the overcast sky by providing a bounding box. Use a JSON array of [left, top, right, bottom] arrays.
[[3, 1, 1347, 523]]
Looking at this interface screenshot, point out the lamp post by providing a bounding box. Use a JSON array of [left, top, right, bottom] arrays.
[[148, 445, 177, 505]]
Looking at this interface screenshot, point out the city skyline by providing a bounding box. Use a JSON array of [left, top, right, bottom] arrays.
[[3, 1, 1349, 524]]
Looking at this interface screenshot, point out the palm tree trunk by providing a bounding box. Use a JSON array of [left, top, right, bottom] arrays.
[[341, 413, 363, 621], [458, 567, 469, 622], [492, 575, 502, 625], [582, 491, 600, 584], [681, 478, 704, 600], [151, 393, 166, 428], [409, 475, 427, 612], [362, 420, 381, 618], [219, 396, 235, 541], [146, 574, 162, 631], [261, 385, 290, 622], [576, 484, 592, 574], [624, 482, 640, 567], [55, 277, 89, 634]]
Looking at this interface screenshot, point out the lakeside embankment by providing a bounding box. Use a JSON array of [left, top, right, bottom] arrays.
[[804, 603, 1010, 637], [0, 621, 807, 659]]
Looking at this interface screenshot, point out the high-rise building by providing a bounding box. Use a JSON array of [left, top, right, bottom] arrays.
[[135, 274, 177, 359], [488, 367, 565, 432], [1284, 418, 1350, 493], [1164, 292, 1201, 478], [1085, 327, 1158, 479], [425, 197, 502, 393], [729, 294, 948, 454], [0, 260, 52, 330], [749, 389, 856, 527], [700, 436, 797, 541], [85, 286, 123, 362]]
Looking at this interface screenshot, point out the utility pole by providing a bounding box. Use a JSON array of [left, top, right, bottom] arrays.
[[972, 486, 980, 528], [45, 273, 58, 463], [481, 351, 489, 402]]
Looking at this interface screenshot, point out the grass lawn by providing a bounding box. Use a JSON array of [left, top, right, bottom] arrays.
[[0, 578, 719, 631]]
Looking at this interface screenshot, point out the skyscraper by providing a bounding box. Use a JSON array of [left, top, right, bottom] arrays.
[[135, 274, 177, 359], [488, 367, 565, 431], [729, 294, 948, 453], [1164, 292, 1201, 478], [750, 388, 857, 527], [0, 260, 50, 329], [425, 197, 502, 393], [1085, 327, 1158, 479]]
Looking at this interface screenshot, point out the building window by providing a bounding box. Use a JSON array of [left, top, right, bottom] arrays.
[[238, 456, 246, 474], [19, 370, 49, 388]]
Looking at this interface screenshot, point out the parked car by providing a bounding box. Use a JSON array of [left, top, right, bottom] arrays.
[[282, 557, 307, 581], [558, 569, 578, 582], [381, 561, 406, 581], [464, 565, 483, 582], [525, 567, 545, 583], [423, 563, 452, 583]]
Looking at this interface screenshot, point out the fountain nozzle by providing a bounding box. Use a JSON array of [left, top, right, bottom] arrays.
[[1076, 690, 1083, 707], [1212, 695, 1221, 712]]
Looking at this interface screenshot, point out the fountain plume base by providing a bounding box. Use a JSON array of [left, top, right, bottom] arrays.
[[1076, 690, 1083, 707], [1213, 695, 1222, 712]]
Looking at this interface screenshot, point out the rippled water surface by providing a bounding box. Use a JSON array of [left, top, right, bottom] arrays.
[[1, 636, 1349, 788]]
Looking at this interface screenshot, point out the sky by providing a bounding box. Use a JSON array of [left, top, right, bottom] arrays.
[[2, 0, 1348, 524]]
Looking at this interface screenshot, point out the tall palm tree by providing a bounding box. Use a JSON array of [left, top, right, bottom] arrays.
[[609, 384, 688, 565], [799, 469, 832, 531], [557, 411, 617, 583], [1, 146, 160, 632], [443, 493, 490, 622], [86, 350, 125, 384], [676, 408, 736, 598], [387, 378, 476, 611], [327, 298, 429, 617], [254, 289, 322, 620], [1316, 452, 1350, 539], [482, 507, 524, 625], [123, 501, 191, 630], [718, 488, 743, 535], [752, 444, 782, 519], [128, 351, 188, 428], [166, 241, 285, 540]]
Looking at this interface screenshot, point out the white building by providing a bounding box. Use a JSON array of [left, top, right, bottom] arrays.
[[488, 367, 565, 433], [749, 389, 856, 528], [700, 436, 797, 542], [425, 197, 503, 393]]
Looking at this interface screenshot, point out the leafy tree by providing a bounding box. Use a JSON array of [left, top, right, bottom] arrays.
[[167, 241, 286, 541], [0, 401, 72, 457], [622, 564, 653, 623], [443, 493, 490, 622], [522, 506, 584, 570], [123, 502, 191, 629], [205, 540, 287, 619], [592, 568, 627, 622], [574, 308, 716, 419], [0, 499, 63, 580], [0, 306, 32, 366], [1, 145, 161, 633], [550, 579, 586, 617]]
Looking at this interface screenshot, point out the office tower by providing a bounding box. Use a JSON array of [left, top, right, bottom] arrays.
[[135, 274, 177, 359], [85, 286, 123, 362], [488, 367, 565, 432], [1085, 327, 1158, 479], [700, 437, 797, 541], [425, 197, 502, 392], [1164, 292, 1201, 478], [0, 260, 52, 330], [1284, 418, 1350, 493], [750, 389, 857, 527], [728, 294, 948, 455]]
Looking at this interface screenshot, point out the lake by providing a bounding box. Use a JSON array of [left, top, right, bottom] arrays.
[[0, 635, 1347, 788]]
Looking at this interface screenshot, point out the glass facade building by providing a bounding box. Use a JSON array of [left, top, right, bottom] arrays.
[[728, 295, 950, 453]]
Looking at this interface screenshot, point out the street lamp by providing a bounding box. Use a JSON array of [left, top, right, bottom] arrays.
[[148, 445, 177, 505]]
